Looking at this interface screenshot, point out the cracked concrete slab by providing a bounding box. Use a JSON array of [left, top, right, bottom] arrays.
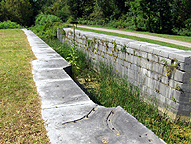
[[22, 29, 166, 144]]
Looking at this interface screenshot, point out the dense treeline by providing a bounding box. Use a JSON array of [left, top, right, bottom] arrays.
[[0, 0, 191, 35]]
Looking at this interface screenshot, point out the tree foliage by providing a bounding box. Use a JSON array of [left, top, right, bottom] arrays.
[[0, 0, 191, 35], [0, 0, 33, 26]]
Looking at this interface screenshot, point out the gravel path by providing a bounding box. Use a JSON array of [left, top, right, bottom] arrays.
[[77, 25, 191, 48]]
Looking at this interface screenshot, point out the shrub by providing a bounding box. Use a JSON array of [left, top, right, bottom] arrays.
[[0, 20, 23, 29], [172, 28, 191, 36], [30, 13, 69, 39], [35, 13, 62, 26]]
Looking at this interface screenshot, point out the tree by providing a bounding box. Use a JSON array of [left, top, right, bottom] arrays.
[[67, 0, 94, 20], [139, 0, 157, 32], [2, 0, 33, 26], [43, 0, 70, 22], [0, 0, 10, 21], [127, 0, 173, 33], [172, 0, 191, 30], [127, 0, 143, 30], [156, 0, 173, 34]]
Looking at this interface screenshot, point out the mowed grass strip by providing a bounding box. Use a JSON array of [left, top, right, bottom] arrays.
[[76, 27, 191, 51], [78, 25, 191, 43], [0, 29, 50, 143]]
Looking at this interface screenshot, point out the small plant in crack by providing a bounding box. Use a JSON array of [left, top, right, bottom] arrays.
[[92, 37, 96, 43], [87, 39, 94, 51], [175, 84, 182, 91], [112, 40, 117, 51], [157, 76, 162, 82], [121, 45, 126, 53], [104, 41, 109, 49], [161, 58, 179, 78], [155, 88, 160, 94], [172, 96, 177, 103]]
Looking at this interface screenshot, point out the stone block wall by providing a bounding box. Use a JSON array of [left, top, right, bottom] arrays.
[[58, 28, 191, 120]]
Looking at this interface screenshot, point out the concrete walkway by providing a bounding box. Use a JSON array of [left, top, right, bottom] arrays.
[[22, 29, 166, 144], [77, 25, 191, 48]]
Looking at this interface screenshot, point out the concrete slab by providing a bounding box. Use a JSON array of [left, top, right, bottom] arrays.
[[32, 59, 70, 69], [22, 29, 166, 144], [36, 80, 92, 109], [33, 68, 70, 81]]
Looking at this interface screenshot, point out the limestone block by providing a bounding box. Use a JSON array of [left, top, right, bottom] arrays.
[[146, 61, 153, 70], [169, 80, 183, 90], [140, 67, 148, 76], [147, 45, 162, 54], [118, 39, 130, 46], [125, 53, 131, 62], [144, 45, 155, 53], [169, 51, 191, 63], [140, 59, 147, 70], [166, 99, 180, 110], [159, 83, 169, 97], [155, 93, 166, 105], [149, 72, 158, 81], [161, 76, 168, 85], [174, 70, 185, 82], [177, 109, 190, 116], [162, 46, 180, 58], [182, 84, 191, 93], [128, 69, 135, 80], [172, 90, 190, 103], [148, 53, 159, 63], [126, 47, 134, 55], [134, 49, 141, 57], [118, 58, 124, 66], [152, 47, 166, 58], [124, 61, 131, 69], [152, 62, 163, 75], [133, 56, 141, 66], [144, 77, 153, 89], [108, 43, 113, 49], [129, 42, 142, 50], [158, 57, 171, 66], [119, 52, 126, 60], [182, 72, 191, 83], [139, 43, 148, 52], [140, 51, 148, 59], [106, 47, 112, 54], [178, 102, 191, 112], [179, 62, 191, 72]]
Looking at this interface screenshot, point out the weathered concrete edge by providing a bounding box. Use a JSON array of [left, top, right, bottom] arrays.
[[22, 29, 166, 144]]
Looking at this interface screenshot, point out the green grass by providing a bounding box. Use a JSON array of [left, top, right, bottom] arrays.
[[0, 29, 49, 143], [76, 27, 191, 51], [78, 25, 191, 43], [42, 37, 191, 144]]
